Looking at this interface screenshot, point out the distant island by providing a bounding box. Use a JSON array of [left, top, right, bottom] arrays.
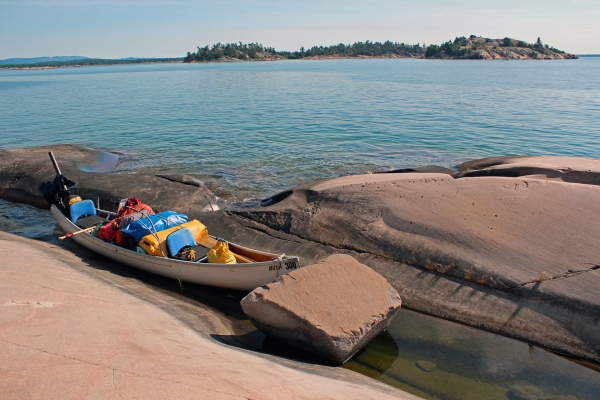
[[0, 36, 578, 70], [0, 56, 91, 65], [0, 57, 182, 70], [184, 36, 578, 62]]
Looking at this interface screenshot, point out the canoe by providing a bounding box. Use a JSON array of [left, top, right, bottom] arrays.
[[51, 205, 301, 291]]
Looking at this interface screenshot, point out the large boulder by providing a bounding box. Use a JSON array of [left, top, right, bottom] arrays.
[[0, 144, 220, 212], [240, 254, 402, 364]]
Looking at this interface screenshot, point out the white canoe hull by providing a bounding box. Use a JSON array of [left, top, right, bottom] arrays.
[[52, 206, 301, 291]]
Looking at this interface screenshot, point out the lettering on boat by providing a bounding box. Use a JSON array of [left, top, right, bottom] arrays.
[[285, 261, 298, 270], [269, 263, 282, 272]]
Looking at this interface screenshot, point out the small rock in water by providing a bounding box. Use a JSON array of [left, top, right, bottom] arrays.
[[240, 254, 402, 364], [415, 360, 436, 372]]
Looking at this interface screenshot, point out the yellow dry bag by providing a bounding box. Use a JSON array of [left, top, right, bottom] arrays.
[[207, 240, 237, 264], [139, 219, 208, 257]]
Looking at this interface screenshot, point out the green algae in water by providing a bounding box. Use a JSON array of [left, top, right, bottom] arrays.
[[345, 309, 600, 400]]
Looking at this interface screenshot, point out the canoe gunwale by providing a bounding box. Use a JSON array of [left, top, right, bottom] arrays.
[[50, 205, 301, 290]]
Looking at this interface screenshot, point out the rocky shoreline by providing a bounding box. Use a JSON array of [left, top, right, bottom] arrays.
[[1, 145, 599, 366], [0, 231, 412, 399]]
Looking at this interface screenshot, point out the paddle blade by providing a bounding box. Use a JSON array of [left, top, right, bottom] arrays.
[[197, 235, 218, 249]]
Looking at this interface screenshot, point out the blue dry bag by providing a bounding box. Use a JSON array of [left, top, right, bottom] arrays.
[[122, 211, 188, 242]]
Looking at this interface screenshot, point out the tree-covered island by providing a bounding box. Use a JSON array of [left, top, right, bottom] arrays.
[[0, 36, 577, 70], [184, 36, 577, 62]]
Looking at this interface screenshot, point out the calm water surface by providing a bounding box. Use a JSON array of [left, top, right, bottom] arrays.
[[1, 58, 598, 204], [1, 59, 599, 398]]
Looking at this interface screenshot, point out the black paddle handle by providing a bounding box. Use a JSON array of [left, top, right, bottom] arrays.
[[48, 151, 62, 176]]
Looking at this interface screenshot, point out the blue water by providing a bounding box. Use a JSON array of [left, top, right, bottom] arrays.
[[1, 58, 599, 204]]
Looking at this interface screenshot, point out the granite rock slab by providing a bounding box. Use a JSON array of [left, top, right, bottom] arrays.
[[241, 254, 402, 364]]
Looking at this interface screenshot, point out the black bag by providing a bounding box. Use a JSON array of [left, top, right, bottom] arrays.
[[121, 232, 138, 251], [39, 174, 76, 217]]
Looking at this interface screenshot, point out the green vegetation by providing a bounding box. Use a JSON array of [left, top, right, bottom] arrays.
[[284, 40, 425, 58], [183, 40, 426, 62], [185, 37, 570, 62], [425, 37, 469, 58], [186, 42, 276, 61]]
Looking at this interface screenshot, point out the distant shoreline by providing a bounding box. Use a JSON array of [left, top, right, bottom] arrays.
[[2, 36, 585, 70], [1, 53, 587, 71], [0, 58, 183, 71]]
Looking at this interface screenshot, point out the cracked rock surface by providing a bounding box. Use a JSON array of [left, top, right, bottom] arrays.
[[241, 254, 402, 364]]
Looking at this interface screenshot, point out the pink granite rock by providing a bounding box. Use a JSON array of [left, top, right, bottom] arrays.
[[241, 254, 402, 364]]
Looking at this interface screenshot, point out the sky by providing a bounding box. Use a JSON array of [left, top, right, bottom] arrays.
[[1, 0, 598, 59]]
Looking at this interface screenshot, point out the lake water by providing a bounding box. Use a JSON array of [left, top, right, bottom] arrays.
[[1, 58, 599, 205], [1, 59, 600, 398]]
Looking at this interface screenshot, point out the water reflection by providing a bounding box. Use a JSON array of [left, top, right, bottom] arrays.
[[77, 151, 120, 173]]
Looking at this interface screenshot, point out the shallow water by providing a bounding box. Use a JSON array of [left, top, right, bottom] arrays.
[[1, 58, 599, 204], [2, 198, 599, 399], [346, 310, 600, 400]]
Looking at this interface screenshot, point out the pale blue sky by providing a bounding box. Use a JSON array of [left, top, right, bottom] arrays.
[[1, 0, 598, 58]]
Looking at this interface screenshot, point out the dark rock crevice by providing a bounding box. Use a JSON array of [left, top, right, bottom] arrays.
[[506, 264, 600, 291]]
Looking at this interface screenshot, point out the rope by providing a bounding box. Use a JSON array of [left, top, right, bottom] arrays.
[[120, 205, 187, 258], [179, 246, 196, 261]]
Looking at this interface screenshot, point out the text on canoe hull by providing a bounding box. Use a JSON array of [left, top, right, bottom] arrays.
[[269, 261, 298, 272]]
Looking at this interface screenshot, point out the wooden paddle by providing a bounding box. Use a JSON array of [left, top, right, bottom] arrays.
[[59, 223, 103, 240]]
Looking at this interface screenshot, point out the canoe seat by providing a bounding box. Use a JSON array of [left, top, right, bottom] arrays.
[[75, 215, 106, 229], [167, 228, 197, 256], [70, 199, 97, 222]]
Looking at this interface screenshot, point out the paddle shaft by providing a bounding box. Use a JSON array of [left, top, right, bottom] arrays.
[[48, 151, 61, 175], [59, 223, 103, 240], [48, 151, 68, 192]]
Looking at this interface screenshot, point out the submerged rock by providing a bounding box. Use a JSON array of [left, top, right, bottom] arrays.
[[415, 360, 436, 372], [240, 254, 402, 364]]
